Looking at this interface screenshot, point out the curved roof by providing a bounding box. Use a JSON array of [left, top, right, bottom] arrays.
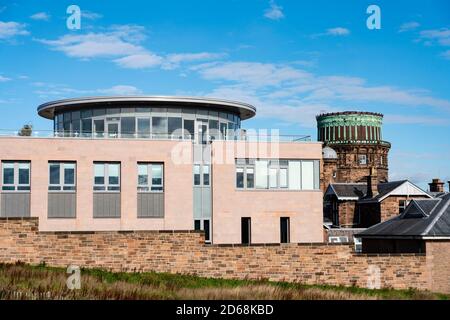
[[37, 96, 257, 120], [322, 146, 338, 159], [316, 111, 383, 119]]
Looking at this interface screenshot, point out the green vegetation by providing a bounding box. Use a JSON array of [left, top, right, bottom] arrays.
[[0, 262, 447, 300]]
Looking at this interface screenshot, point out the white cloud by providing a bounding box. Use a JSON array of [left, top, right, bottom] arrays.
[[0, 21, 29, 39], [194, 62, 311, 86], [326, 27, 350, 36], [264, 1, 284, 20], [419, 28, 450, 46], [37, 26, 146, 59], [30, 12, 50, 21], [163, 52, 226, 70], [399, 21, 420, 33], [81, 10, 103, 20], [0, 75, 11, 82], [32, 82, 142, 97], [114, 53, 163, 69], [191, 61, 450, 128], [97, 85, 142, 96], [38, 25, 224, 70], [384, 114, 447, 125]]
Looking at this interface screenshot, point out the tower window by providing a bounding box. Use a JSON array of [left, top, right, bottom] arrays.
[[358, 155, 367, 165]]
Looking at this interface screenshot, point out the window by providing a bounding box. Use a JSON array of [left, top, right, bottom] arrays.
[[81, 119, 92, 137], [241, 217, 251, 244], [48, 162, 76, 191], [137, 118, 150, 138], [236, 167, 244, 188], [399, 200, 408, 214], [2, 161, 30, 191], [301, 161, 314, 190], [194, 165, 201, 186], [246, 168, 254, 188], [94, 119, 105, 138], [168, 117, 182, 139], [93, 163, 120, 191], [183, 119, 194, 139], [137, 163, 164, 192], [194, 220, 201, 231], [280, 217, 290, 243], [152, 117, 168, 138], [203, 165, 210, 186], [121, 117, 135, 138], [236, 159, 320, 190], [358, 154, 367, 165]]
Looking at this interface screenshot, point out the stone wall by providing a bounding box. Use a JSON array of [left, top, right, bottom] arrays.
[[1, 218, 448, 293], [426, 241, 450, 294]]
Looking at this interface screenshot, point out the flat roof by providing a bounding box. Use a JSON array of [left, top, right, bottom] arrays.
[[37, 96, 257, 120]]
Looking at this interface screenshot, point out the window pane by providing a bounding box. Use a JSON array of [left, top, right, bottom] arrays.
[[81, 119, 92, 136], [18, 163, 30, 185], [220, 123, 227, 140], [108, 164, 120, 185], [236, 168, 244, 188], [151, 164, 162, 186], [64, 163, 75, 185], [137, 118, 150, 138], [183, 119, 194, 139], [255, 160, 268, 189], [94, 164, 105, 185], [152, 117, 168, 137], [203, 165, 210, 186], [194, 165, 201, 185], [209, 120, 219, 140], [138, 164, 148, 185], [49, 163, 60, 185], [3, 163, 14, 185], [269, 167, 278, 188], [121, 117, 135, 138], [94, 120, 105, 138], [301, 161, 314, 190], [280, 168, 288, 188], [288, 161, 301, 190], [246, 168, 254, 188], [168, 117, 182, 137]]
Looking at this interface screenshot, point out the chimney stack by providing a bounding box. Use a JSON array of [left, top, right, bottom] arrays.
[[429, 178, 444, 193], [367, 167, 378, 198]]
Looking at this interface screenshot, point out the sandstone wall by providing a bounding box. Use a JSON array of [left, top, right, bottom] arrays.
[[1, 218, 447, 293]]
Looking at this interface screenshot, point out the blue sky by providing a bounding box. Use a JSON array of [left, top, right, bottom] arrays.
[[0, 0, 449, 190]]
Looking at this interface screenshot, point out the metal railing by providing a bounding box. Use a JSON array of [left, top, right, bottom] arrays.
[[0, 129, 311, 143]]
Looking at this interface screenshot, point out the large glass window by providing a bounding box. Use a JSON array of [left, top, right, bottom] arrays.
[[2, 161, 30, 191], [94, 119, 105, 138], [137, 163, 164, 192], [209, 120, 219, 140], [168, 117, 183, 139], [121, 117, 135, 138], [48, 162, 76, 191], [236, 159, 319, 190], [152, 117, 168, 139], [183, 119, 194, 140], [81, 119, 92, 137], [137, 118, 150, 138], [93, 162, 120, 192]]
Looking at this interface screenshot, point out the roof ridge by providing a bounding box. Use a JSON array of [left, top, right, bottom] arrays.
[[422, 196, 450, 236]]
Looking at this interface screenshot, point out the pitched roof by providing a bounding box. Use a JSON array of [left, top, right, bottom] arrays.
[[357, 193, 450, 238], [326, 183, 367, 200], [326, 180, 431, 202]]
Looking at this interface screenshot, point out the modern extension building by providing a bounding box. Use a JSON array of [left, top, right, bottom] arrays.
[[0, 96, 323, 244]]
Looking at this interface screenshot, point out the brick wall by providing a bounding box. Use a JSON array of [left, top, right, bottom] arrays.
[[1, 218, 448, 293], [426, 241, 450, 294]]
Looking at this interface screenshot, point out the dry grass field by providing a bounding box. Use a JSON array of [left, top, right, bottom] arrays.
[[0, 262, 448, 300]]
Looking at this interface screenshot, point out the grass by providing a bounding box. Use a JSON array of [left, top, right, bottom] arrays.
[[0, 262, 448, 300]]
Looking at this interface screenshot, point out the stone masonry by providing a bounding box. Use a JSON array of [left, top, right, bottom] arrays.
[[1, 218, 449, 293]]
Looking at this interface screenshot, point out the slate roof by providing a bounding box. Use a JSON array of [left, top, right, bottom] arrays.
[[327, 183, 367, 199], [357, 193, 450, 238], [358, 180, 408, 203]]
